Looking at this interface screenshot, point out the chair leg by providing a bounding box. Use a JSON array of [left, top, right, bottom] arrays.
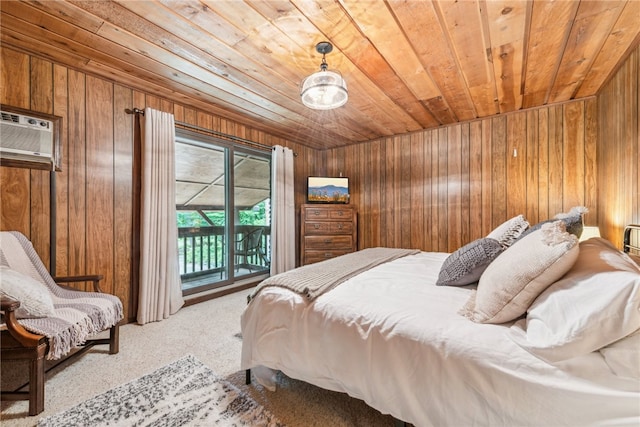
[[28, 350, 45, 416], [259, 249, 270, 268], [109, 324, 120, 354]]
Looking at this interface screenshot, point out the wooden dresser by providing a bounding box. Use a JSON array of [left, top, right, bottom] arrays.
[[300, 204, 357, 266]]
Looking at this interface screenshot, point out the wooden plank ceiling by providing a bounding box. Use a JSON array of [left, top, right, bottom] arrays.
[[1, 0, 639, 150]]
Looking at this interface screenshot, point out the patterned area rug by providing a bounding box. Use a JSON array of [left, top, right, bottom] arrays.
[[37, 355, 283, 427]]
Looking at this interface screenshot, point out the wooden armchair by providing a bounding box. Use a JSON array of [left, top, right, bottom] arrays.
[[0, 231, 123, 416]]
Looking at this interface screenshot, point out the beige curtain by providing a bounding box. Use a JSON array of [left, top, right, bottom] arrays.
[[270, 145, 296, 274], [137, 108, 184, 325]]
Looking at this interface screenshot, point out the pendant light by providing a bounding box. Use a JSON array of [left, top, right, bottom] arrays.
[[300, 42, 348, 110]]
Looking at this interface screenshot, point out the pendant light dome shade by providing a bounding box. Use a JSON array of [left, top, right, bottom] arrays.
[[300, 42, 348, 110], [301, 70, 348, 110]]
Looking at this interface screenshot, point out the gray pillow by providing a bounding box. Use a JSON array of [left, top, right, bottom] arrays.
[[554, 206, 586, 237], [436, 238, 504, 287], [520, 206, 586, 240]]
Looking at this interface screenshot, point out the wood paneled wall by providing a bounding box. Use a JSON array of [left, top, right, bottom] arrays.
[[322, 99, 599, 253], [321, 43, 639, 252], [1, 43, 639, 321], [0, 47, 314, 321], [597, 44, 640, 249]]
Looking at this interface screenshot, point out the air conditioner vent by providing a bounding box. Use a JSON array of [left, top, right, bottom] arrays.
[[0, 109, 57, 170]]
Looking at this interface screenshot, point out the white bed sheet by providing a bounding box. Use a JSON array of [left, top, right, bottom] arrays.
[[241, 252, 640, 426]]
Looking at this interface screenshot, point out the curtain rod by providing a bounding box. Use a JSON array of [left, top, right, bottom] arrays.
[[125, 108, 293, 155]]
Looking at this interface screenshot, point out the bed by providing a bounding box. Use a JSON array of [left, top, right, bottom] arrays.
[[241, 215, 640, 426]]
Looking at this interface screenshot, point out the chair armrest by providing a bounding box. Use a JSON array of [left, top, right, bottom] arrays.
[[1, 296, 45, 347], [1, 294, 21, 312], [53, 275, 104, 293]]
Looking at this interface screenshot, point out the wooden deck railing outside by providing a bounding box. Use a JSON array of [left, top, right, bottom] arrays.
[[177, 225, 270, 281]]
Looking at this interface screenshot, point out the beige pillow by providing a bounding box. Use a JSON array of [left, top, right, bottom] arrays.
[[0, 265, 55, 318], [486, 214, 529, 248], [461, 221, 579, 324]]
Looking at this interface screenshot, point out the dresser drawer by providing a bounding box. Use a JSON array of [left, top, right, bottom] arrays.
[[304, 249, 353, 265], [304, 235, 353, 250], [303, 207, 353, 221], [304, 221, 353, 235]]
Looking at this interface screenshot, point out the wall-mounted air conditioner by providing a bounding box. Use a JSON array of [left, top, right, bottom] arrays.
[[0, 105, 61, 171]]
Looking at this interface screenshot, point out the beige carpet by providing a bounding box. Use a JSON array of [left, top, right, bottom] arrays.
[[1, 288, 396, 426]]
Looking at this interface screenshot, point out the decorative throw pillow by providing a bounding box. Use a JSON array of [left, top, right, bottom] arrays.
[[520, 206, 587, 240], [436, 238, 504, 286], [486, 214, 529, 248], [509, 237, 640, 362], [0, 266, 55, 319], [461, 221, 579, 324], [553, 206, 586, 237]]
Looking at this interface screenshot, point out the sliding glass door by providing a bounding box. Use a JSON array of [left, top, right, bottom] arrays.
[[233, 150, 271, 279], [174, 129, 270, 295]]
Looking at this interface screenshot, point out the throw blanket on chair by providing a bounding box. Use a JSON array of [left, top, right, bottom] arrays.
[[249, 247, 420, 302], [0, 232, 123, 360]]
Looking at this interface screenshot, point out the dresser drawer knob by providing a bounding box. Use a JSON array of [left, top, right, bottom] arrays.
[[324, 239, 331, 243], [338, 224, 343, 229], [314, 224, 320, 229], [314, 210, 320, 216], [338, 211, 343, 216], [324, 253, 331, 258]]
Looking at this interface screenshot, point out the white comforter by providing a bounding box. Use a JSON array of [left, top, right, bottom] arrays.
[[241, 252, 640, 426]]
